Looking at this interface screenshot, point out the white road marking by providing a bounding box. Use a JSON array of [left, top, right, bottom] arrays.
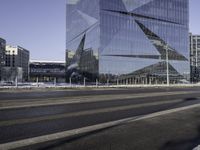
[[193, 145, 200, 150]]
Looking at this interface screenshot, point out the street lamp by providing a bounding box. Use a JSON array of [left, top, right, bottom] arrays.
[[165, 44, 169, 86]]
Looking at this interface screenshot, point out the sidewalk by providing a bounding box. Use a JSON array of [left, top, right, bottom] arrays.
[[37, 105, 200, 150]]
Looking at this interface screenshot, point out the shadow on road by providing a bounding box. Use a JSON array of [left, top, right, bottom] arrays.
[[159, 126, 200, 150], [184, 97, 199, 101]]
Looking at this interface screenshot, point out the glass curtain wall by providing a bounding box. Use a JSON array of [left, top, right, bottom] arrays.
[[66, 0, 100, 83], [66, 0, 189, 84]]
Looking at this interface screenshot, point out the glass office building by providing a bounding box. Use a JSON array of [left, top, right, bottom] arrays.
[[66, 0, 189, 84]]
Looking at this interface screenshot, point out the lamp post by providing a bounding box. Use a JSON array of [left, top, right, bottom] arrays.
[[69, 77, 72, 87], [165, 44, 169, 86], [54, 77, 57, 87], [36, 77, 39, 87], [15, 76, 18, 88], [96, 79, 98, 87], [83, 77, 86, 87]]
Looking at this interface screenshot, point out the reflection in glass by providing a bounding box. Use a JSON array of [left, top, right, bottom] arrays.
[[66, 0, 189, 84]]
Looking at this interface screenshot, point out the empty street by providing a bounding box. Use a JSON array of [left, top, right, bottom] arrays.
[[0, 87, 200, 149]]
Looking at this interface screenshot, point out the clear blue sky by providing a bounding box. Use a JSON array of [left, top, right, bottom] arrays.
[[0, 0, 199, 61]]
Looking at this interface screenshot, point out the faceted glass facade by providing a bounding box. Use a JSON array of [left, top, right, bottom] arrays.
[[66, 0, 189, 84]]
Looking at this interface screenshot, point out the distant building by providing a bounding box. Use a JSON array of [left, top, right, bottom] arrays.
[[190, 33, 200, 83], [0, 38, 6, 81], [29, 60, 66, 83], [1, 45, 30, 82]]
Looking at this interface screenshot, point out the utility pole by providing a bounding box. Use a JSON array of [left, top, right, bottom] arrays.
[[166, 44, 169, 86]]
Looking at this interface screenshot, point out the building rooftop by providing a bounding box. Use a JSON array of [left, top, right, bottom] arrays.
[[0, 37, 6, 42], [30, 60, 65, 64]]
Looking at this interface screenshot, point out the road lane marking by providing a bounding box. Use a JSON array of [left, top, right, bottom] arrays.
[[1, 102, 200, 150], [0, 91, 198, 110], [193, 145, 200, 150], [0, 99, 182, 127], [0, 116, 139, 150]]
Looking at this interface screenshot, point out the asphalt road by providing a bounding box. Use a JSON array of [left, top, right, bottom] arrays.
[[1, 87, 200, 148]]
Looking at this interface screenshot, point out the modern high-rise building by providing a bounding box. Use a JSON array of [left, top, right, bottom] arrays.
[[66, 0, 189, 84], [190, 33, 200, 83], [2, 45, 30, 82], [0, 37, 6, 81]]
